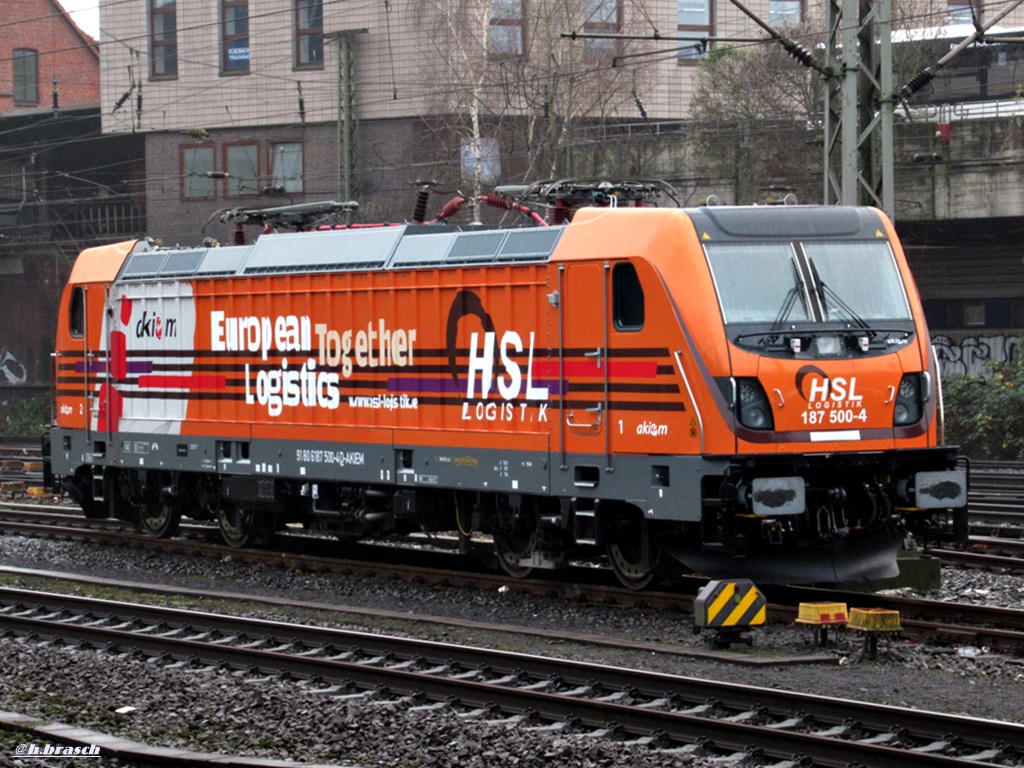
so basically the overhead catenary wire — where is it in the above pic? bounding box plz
[1,0,988,136]
[899,0,1024,100]
[4,0,1015,210]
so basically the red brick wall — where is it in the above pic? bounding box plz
[0,0,99,111]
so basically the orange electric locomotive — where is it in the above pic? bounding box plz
[44,181,967,587]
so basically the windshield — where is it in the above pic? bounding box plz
[803,242,912,321]
[705,243,811,324]
[705,240,911,325]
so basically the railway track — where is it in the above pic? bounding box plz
[921,459,1024,564]
[0,439,45,497]
[966,461,1024,522]
[0,586,1021,768]
[3,503,1024,653]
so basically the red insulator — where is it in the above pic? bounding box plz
[551,200,571,225]
[234,224,246,245]
[481,193,517,211]
[480,193,548,226]
[412,188,430,223]
[437,196,466,220]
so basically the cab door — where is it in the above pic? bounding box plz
[54,284,90,435]
[559,262,609,485]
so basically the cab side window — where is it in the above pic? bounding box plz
[70,287,85,338]
[613,262,644,330]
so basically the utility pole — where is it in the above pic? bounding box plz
[819,0,1024,217]
[566,2,898,215]
[823,0,894,215]
[326,29,367,224]
[723,0,892,211]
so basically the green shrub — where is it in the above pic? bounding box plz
[0,392,51,438]
[942,358,1024,460]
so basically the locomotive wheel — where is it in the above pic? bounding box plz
[139,499,181,538]
[493,529,536,579]
[606,519,659,590]
[217,506,260,548]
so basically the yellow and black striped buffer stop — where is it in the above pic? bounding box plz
[693,579,767,629]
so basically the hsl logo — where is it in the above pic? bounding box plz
[445,290,551,425]
[796,365,862,403]
[446,290,548,402]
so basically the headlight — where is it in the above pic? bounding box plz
[815,335,842,356]
[893,373,922,425]
[736,378,774,430]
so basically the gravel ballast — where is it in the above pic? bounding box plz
[1,534,1023,767]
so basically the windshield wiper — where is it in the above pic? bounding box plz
[770,257,807,332]
[807,257,871,331]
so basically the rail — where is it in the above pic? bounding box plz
[1,587,1021,767]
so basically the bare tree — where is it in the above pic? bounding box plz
[415,0,657,201]
[687,0,1007,206]
[690,37,823,204]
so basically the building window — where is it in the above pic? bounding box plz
[150,0,178,78]
[489,0,525,59]
[921,299,947,330]
[271,142,303,193]
[1011,298,1024,327]
[295,0,324,68]
[583,0,621,60]
[947,0,975,23]
[768,0,803,27]
[225,144,259,196]
[182,146,215,199]
[0,159,18,201]
[963,299,986,327]
[13,49,39,105]
[222,0,250,73]
[678,0,712,60]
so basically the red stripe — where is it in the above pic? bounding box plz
[137,375,227,389]
[534,360,658,377]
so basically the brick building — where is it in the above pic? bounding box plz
[0,1,143,389]
[0,0,99,111]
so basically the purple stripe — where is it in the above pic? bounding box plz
[74,361,154,374]
[386,377,462,394]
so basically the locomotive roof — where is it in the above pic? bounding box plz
[108,205,891,284]
[115,223,567,282]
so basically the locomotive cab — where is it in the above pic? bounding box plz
[48,240,139,518]
[653,206,966,582]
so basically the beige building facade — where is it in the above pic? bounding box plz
[95,0,1024,243]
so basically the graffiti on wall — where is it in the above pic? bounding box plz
[0,348,27,385]
[933,334,1021,377]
